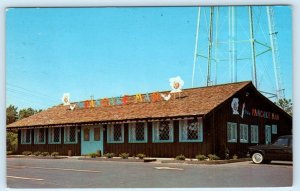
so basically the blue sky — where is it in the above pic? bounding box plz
[6,6,292,110]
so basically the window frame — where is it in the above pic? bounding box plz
[21,129,32,144]
[272,124,278,134]
[179,118,203,142]
[250,125,259,143]
[152,120,174,143]
[128,122,148,143]
[107,124,125,143]
[34,128,46,144]
[48,127,61,144]
[227,122,237,143]
[64,126,78,144]
[239,124,249,143]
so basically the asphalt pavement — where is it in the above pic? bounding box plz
[6,158,293,188]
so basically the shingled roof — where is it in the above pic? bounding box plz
[7,81,252,129]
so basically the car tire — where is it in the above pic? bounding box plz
[252,152,264,164]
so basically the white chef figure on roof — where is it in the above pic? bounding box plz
[170,76,184,93]
[62,93,70,106]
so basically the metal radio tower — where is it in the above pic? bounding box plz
[191,6,285,101]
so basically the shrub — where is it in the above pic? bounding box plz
[22,151,32,156]
[7,151,14,155]
[41,152,50,156]
[208,154,220,161]
[233,154,238,160]
[175,154,186,160]
[33,151,41,156]
[196,154,207,161]
[51,152,59,157]
[119,153,129,159]
[89,153,97,158]
[104,153,115,158]
[137,153,146,159]
[96,150,101,157]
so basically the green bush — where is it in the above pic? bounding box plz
[33,151,41,156]
[137,153,146,159]
[175,154,186,160]
[51,152,59,157]
[232,154,238,160]
[7,151,14,155]
[119,153,129,159]
[104,153,115,158]
[196,154,207,161]
[208,154,220,161]
[88,153,97,158]
[41,152,50,156]
[22,151,32,156]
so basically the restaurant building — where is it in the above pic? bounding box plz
[7,81,292,158]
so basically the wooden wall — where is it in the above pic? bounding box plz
[104,120,211,158]
[17,126,81,156]
[205,85,292,158]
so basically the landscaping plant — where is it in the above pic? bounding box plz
[208,154,220,160]
[175,154,186,160]
[233,154,238,160]
[22,151,32,156]
[104,153,115,158]
[41,152,50,156]
[51,152,59,157]
[33,151,41,156]
[119,153,129,159]
[196,154,207,161]
[136,153,146,159]
[89,153,97,158]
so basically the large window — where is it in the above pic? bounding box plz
[64,126,78,144]
[179,118,203,142]
[49,128,61,144]
[250,125,259,143]
[21,129,31,144]
[129,122,147,143]
[152,121,173,143]
[34,128,46,144]
[227,122,237,143]
[107,124,124,143]
[240,124,249,143]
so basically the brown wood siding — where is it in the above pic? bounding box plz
[104,120,208,158]
[17,126,81,156]
[205,86,292,158]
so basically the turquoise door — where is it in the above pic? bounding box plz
[81,125,103,155]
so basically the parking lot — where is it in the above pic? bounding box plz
[7,158,293,188]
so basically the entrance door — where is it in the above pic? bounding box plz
[81,125,103,155]
[265,125,272,144]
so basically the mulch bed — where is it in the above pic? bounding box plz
[7,155,67,159]
[161,158,251,165]
[78,157,156,162]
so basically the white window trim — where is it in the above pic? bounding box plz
[239,124,249,143]
[179,118,203,142]
[64,126,78,144]
[34,128,46,144]
[107,124,124,143]
[21,129,31,144]
[48,128,61,144]
[250,125,259,143]
[227,122,237,143]
[128,122,148,143]
[152,120,174,143]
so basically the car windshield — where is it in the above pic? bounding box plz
[273,138,289,146]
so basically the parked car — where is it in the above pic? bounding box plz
[248,135,292,164]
